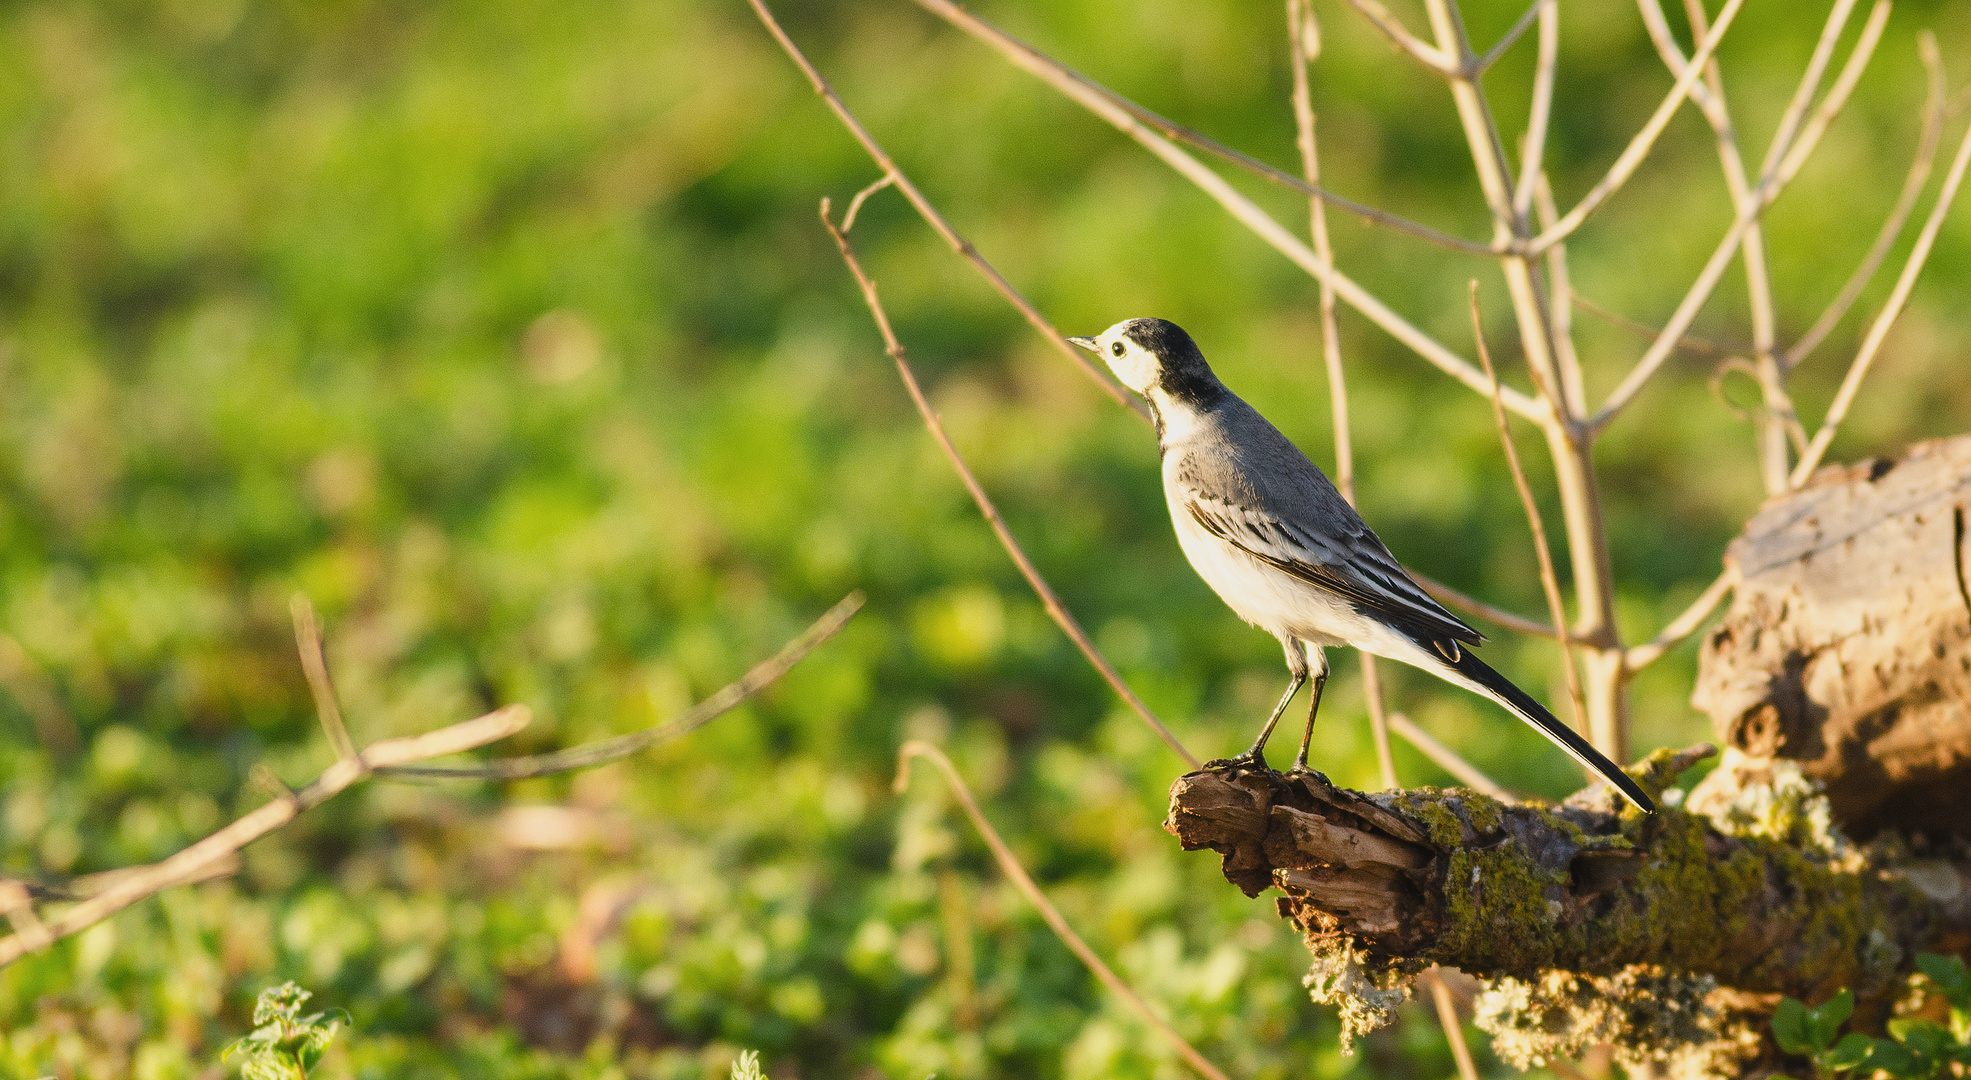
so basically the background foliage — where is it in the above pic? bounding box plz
[1,0,1969,1076]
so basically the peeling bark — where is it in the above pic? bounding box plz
[1164,750,1971,1070]
[1693,434,1971,837]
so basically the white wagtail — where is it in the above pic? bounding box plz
[1070,318,1653,813]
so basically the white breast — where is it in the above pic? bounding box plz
[1161,458,1364,649]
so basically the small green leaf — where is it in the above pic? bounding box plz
[1916,954,1968,996]
[1888,1018,1950,1059]
[1773,996,1817,1055]
[1863,1038,1919,1078]
[1821,1032,1873,1072]
[1809,989,1855,1049]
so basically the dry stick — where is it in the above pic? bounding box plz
[0,705,533,968]
[1470,284,1589,738]
[1509,0,1560,221]
[903,0,1546,424]
[1475,0,1552,76]
[1288,0,1397,790]
[1653,0,1868,480]
[1772,0,1896,188]
[290,594,357,763]
[1343,0,1457,74]
[1430,977,1482,1080]
[1387,713,1514,798]
[1623,568,1737,670]
[1590,3,1887,437]
[1788,33,1946,368]
[763,0,1492,259]
[382,593,865,780]
[744,0,1146,422]
[1792,111,1971,486]
[1527,0,1746,256]
[821,208,1200,770]
[896,742,1231,1080]
[1533,173,1591,419]
[1418,577,1556,639]
[1572,294,1737,357]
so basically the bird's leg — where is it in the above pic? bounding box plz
[1288,646,1329,774]
[1206,639,1309,772]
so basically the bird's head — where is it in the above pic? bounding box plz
[1067,318,1218,403]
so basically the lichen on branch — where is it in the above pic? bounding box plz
[1164,749,1971,1064]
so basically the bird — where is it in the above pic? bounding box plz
[1069,317,1654,814]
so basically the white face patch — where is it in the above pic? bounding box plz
[1097,321,1160,395]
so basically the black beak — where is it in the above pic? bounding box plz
[1066,336,1100,353]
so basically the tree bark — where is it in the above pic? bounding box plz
[1691,434,1971,837]
[1165,753,1971,1074]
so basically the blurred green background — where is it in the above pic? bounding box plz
[2,0,1969,1076]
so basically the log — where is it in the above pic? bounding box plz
[1691,434,1971,836]
[1164,752,1971,1069]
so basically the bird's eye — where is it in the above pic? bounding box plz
[1111,341,1125,358]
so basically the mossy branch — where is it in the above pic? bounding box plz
[1164,749,1971,1055]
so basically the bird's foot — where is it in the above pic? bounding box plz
[1203,751,1267,773]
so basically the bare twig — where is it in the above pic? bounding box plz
[1342,0,1458,74]
[0,705,533,968]
[1792,111,1971,485]
[1788,33,1946,368]
[1475,0,1552,76]
[290,594,356,763]
[1388,712,1514,799]
[1771,0,1895,189]
[1623,568,1736,670]
[1528,0,1747,255]
[1509,1,1560,219]
[745,0,1147,421]
[896,742,1232,1080]
[1572,294,1736,357]
[1470,284,1587,735]
[1417,576,1556,639]
[823,205,1200,769]
[1430,973,1483,1080]
[901,0,1547,423]
[840,173,894,234]
[381,593,865,779]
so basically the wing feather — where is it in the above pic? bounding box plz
[1181,488,1482,646]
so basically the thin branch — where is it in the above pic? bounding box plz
[823,206,1200,769]
[290,594,356,764]
[1476,0,1552,76]
[1470,283,1588,734]
[1771,0,1894,190]
[381,593,865,780]
[1387,712,1514,799]
[1572,293,1736,357]
[840,173,894,233]
[1792,111,1971,485]
[1417,575,1557,640]
[1342,0,1458,74]
[1529,0,1748,255]
[896,742,1232,1080]
[1787,32,1946,368]
[744,0,1148,421]
[1289,0,1402,792]
[901,0,1548,423]
[1533,173,1589,417]
[1429,973,1483,1080]
[0,704,533,968]
[1623,569,1736,670]
[1509,1,1560,219]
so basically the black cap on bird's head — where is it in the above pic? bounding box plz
[1067,318,1221,408]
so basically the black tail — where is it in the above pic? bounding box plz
[1438,644,1656,814]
